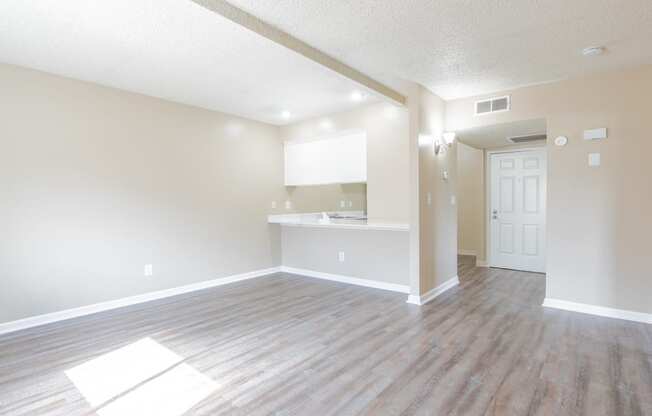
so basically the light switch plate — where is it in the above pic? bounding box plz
[285,200,292,209]
[584,128,607,141]
[426,192,432,206]
[451,195,457,206]
[588,153,601,167]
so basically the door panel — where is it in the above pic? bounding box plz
[523,176,540,214]
[500,158,515,169]
[522,224,539,256]
[499,223,515,253]
[523,157,540,169]
[490,150,546,273]
[499,177,515,213]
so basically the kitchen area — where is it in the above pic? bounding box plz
[268,102,411,292]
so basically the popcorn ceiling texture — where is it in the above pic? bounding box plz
[0,0,377,125]
[228,0,652,99]
[2,0,651,118]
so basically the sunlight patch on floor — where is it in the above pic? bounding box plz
[65,337,218,416]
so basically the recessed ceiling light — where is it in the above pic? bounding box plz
[351,91,365,101]
[582,46,605,56]
[319,119,334,130]
[281,110,291,119]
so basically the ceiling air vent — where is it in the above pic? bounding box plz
[507,133,547,144]
[475,95,510,115]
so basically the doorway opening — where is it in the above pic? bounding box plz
[456,118,548,273]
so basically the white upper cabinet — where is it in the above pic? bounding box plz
[284,130,367,186]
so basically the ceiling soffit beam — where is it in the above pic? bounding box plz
[191,0,406,106]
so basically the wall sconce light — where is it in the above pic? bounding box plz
[434,131,456,155]
[443,131,456,145]
[434,136,444,155]
[422,132,456,155]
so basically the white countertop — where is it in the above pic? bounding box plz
[268,212,409,231]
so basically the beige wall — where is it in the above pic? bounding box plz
[446,65,652,314]
[418,87,458,293]
[279,102,410,223]
[282,183,366,214]
[457,142,485,258]
[0,64,286,323]
[281,227,409,286]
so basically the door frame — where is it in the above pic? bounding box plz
[485,146,548,271]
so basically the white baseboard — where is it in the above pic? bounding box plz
[280,266,410,294]
[0,265,413,336]
[476,260,489,267]
[543,298,652,324]
[406,275,459,306]
[458,249,477,256]
[0,267,282,336]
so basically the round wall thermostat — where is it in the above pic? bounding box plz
[554,136,568,146]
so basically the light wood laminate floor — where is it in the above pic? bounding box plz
[1,256,651,415]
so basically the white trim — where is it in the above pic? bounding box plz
[406,275,459,306]
[476,260,489,267]
[543,298,652,324]
[280,266,410,294]
[458,249,477,256]
[0,266,412,336]
[0,267,281,336]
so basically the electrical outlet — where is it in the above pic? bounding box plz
[338,251,345,262]
[348,200,353,208]
[426,192,432,206]
[144,264,153,277]
[588,153,601,167]
[271,201,277,209]
[285,200,292,210]
[340,200,346,208]
[451,195,457,206]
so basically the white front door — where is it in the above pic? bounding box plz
[490,150,546,273]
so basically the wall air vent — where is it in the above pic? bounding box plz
[507,133,547,144]
[474,95,511,115]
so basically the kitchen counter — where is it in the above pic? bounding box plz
[268,212,409,231]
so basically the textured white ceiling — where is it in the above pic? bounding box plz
[0,0,378,125]
[228,0,652,99]
[457,119,546,149]
[2,1,651,122]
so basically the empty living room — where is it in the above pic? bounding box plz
[1,1,651,415]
